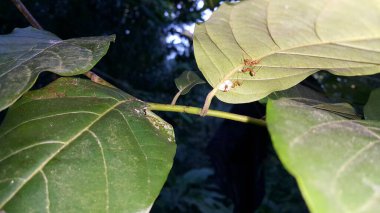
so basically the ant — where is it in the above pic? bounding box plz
[232,80,242,88]
[242,67,256,76]
[231,70,243,90]
[241,58,261,76]
[219,79,242,92]
[221,80,242,92]
[243,59,260,66]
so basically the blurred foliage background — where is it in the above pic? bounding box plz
[2,0,380,212]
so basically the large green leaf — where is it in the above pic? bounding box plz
[0,78,176,212]
[0,27,115,111]
[194,0,380,104]
[267,98,380,213]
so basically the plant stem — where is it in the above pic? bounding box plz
[83,71,116,88]
[10,0,43,29]
[200,65,243,116]
[148,103,267,127]
[170,91,182,105]
[200,87,218,116]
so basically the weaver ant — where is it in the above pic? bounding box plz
[241,58,261,76]
[243,59,260,66]
[218,79,242,92]
[232,80,242,88]
[242,67,256,76]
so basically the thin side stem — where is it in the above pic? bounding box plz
[148,103,267,127]
[83,71,116,88]
[171,91,182,105]
[200,87,218,116]
[200,65,244,116]
[10,0,43,29]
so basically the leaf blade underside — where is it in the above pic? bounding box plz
[194,0,380,103]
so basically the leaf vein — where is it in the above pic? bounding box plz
[332,140,380,192]
[0,111,100,139]
[40,170,50,213]
[0,40,63,79]
[87,130,109,213]
[0,141,64,164]
[276,52,380,66]
[0,100,125,208]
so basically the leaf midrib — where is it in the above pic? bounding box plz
[0,40,63,79]
[0,100,126,208]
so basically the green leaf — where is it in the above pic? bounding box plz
[194,0,380,104]
[270,85,327,101]
[313,103,360,119]
[267,98,380,213]
[175,71,205,95]
[259,84,326,104]
[0,27,115,111]
[0,78,176,212]
[171,71,205,105]
[364,88,380,120]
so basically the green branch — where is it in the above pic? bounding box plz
[147,103,267,127]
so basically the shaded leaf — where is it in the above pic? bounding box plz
[270,85,327,101]
[267,98,380,213]
[175,71,206,95]
[171,71,206,105]
[259,84,326,104]
[0,27,115,111]
[313,103,360,119]
[194,0,380,104]
[364,88,380,120]
[0,78,176,212]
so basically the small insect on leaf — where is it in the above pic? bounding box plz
[241,58,261,76]
[232,80,242,88]
[243,59,260,66]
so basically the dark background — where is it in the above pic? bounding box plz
[2,0,380,212]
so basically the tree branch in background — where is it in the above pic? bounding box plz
[10,0,43,29]
[10,0,116,88]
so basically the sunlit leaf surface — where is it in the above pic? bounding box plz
[194,0,380,103]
